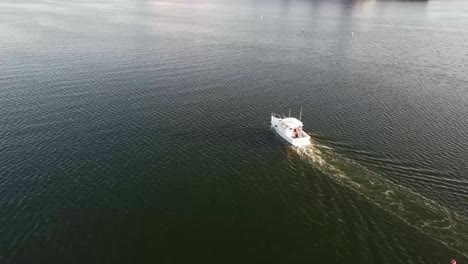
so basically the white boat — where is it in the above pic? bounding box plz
[271,109,311,147]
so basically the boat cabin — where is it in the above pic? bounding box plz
[278,118,306,139]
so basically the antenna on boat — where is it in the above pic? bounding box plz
[288,109,291,117]
[299,107,303,121]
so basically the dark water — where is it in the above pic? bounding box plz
[1,0,467,263]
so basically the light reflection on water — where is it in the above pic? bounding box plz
[0,0,467,263]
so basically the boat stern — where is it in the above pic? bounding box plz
[291,136,311,147]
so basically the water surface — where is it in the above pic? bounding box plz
[1,0,467,263]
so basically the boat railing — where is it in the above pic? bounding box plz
[271,113,283,119]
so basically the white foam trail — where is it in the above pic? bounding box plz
[294,139,468,258]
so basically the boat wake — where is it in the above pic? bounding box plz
[294,140,468,258]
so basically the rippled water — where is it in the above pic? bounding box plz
[1,0,467,263]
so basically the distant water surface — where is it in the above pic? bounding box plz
[0,0,467,263]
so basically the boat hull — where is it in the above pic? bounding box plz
[271,116,311,147]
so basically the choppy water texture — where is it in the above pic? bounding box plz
[0,0,467,263]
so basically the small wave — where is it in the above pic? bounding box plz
[294,139,468,258]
